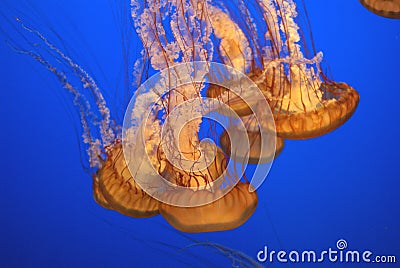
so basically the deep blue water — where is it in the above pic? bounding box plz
[0,0,399,267]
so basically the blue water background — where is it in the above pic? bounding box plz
[0,0,399,267]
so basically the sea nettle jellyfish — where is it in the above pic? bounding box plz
[6,18,163,219]
[359,0,400,19]
[220,114,284,164]
[7,0,275,233]
[125,0,275,232]
[204,3,284,162]
[206,0,360,140]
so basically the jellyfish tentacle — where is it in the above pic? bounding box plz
[7,40,107,168]
[16,20,115,148]
[255,0,360,139]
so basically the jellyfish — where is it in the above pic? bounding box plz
[203,4,283,164]
[182,241,264,268]
[158,182,258,233]
[359,0,400,19]
[220,114,284,164]
[5,0,272,235]
[1,1,279,266]
[205,4,258,117]
[205,0,360,140]
[127,0,273,232]
[94,142,160,218]
[253,0,360,139]
[5,18,162,219]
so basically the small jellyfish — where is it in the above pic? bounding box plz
[220,119,284,164]
[359,0,400,19]
[205,4,259,117]
[182,241,264,268]
[204,3,283,163]
[206,72,262,118]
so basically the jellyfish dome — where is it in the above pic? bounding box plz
[204,1,360,140]
[252,0,360,139]
[205,4,261,117]
[260,73,360,140]
[8,0,362,235]
[94,142,160,218]
[223,0,360,140]
[220,114,284,164]
[159,182,258,233]
[123,0,277,233]
[359,0,400,19]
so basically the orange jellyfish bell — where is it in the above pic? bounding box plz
[261,71,360,140]
[9,14,162,218]
[205,0,360,140]
[206,70,264,118]
[155,126,259,232]
[161,141,227,189]
[220,129,284,164]
[92,178,113,210]
[206,86,250,117]
[125,1,273,232]
[205,5,262,118]
[94,142,160,218]
[159,182,258,233]
[244,0,361,140]
[220,114,284,164]
[359,0,400,19]
[13,0,273,234]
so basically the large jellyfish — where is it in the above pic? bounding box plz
[126,0,275,232]
[1,1,285,266]
[6,0,360,236]
[6,0,276,234]
[94,142,160,218]
[5,19,163,219]
[359,0,400,19]
[206,0,360,140]
[255,0,359,139]
[204,4,284,163]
